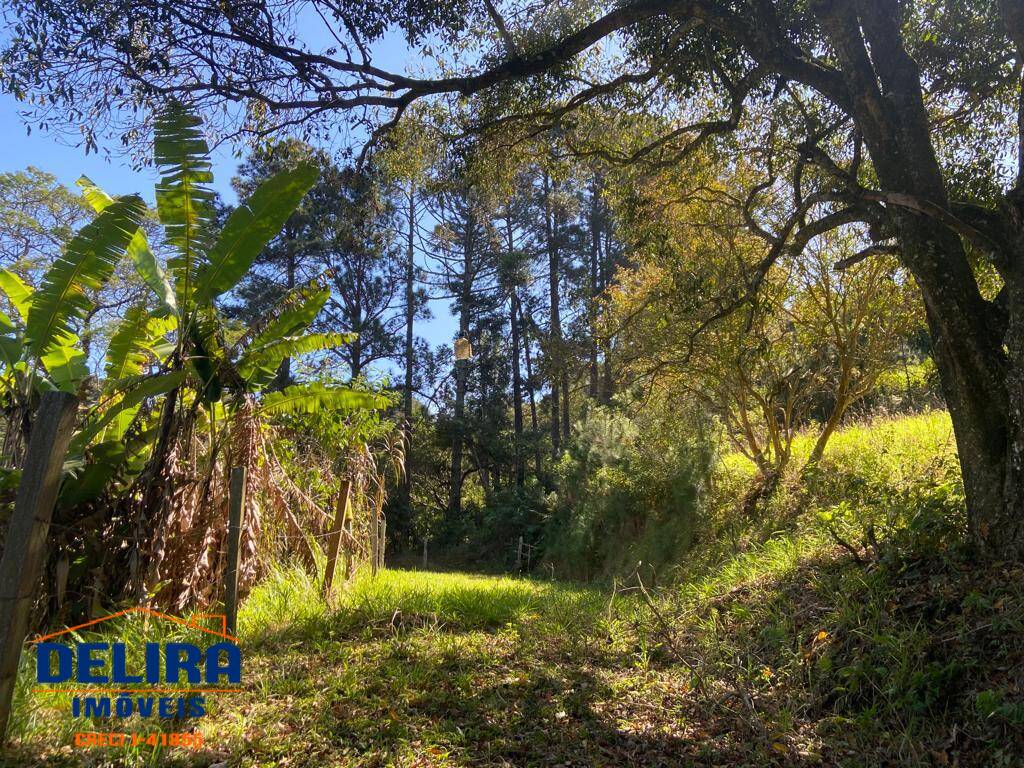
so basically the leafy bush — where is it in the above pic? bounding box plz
[543,403,714,581]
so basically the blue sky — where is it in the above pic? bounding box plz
[0,93,239,201]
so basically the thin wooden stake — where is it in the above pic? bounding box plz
[322,480,351,600]
[369,498,379,578]
[0,391,77,741]
[224,467,246,636]
[342,510,354,582]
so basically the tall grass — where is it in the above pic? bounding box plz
[240,566,613,644]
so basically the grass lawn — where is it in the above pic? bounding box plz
[8,558,1023,767]
[10,569,676,767]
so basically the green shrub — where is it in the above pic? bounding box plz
[543,405,714,581]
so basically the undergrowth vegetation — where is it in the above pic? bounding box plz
[8,410,1021,767]
[543,403,714,582]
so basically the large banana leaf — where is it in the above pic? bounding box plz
[188,309,223,405]
[59,440,130,507]
[77,175,177,313]
[238,331,357,389]
[0,270,33,322]
[258,383,388,416]
[105,307,177,381]
[106,308,152,381]
[154,104,215,309]
[26,194,146,358]
[72,370,185,449]
[40,342,89,393]
[195,163,319,303]
[249,283,331,350]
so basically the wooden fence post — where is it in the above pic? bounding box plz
[342,510,354,582]
[322,480,350,600]
[422,538,428,568]
[516,536,524,572]
[0,391,78,741]
[369,505,379,578]
[223,467,246,636]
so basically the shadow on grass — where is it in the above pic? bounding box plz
[7,554,1022,767]
[663,546,1024,767]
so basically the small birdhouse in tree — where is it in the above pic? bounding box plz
[454,337,473,361]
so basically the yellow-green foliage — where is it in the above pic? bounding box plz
[707,410,961,555]
[718,409,954,480]
[685,412,960,597]
[655,411,1022,766]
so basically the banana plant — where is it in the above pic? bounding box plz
[76,103,387,451]
[0,194,146,392]
[0,101,381,509]
[0,195,148,471]
[0,191,168,509]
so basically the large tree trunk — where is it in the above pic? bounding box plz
[449,360,466,519]
[522,304,546,487]
[449,211,474,519]
[544,171,562,458]
[508,215,526,489]
[600,228,615,404]
[511,292,526,488]
[588,180,601,399]
[402,181,416,513]
[814,0,1021,556]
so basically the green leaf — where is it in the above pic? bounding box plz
[105,308,152,381]
[0,468,21,493]
[59,441,126,507]
[238,331,356,388]
[0,269,33,322]
[188,314,222,405]
[250,282,331,349]
[0,336,22,370]
[258,383,388,416]
[73,371,185,449]
[105,306,176,381]
[77,175,177,313]
[40,341,88,393]
[26,195,146,357]
[153,104,215,308]
[196,163,319,303]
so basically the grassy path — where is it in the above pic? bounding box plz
[8,523,1024,766]
[10,569,713,767]
[216,569,705,767]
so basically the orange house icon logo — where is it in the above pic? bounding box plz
[32,607,238,645]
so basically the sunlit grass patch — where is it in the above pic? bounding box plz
[241,566,612,645]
